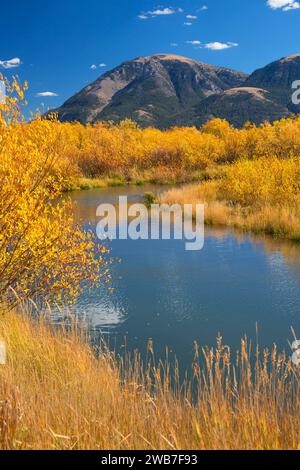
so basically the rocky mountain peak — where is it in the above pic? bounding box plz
[49,53,300,128]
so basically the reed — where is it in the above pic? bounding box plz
[159,163,300,242]
[0,308,299,450]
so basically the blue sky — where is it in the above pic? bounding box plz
[1,0,300,112]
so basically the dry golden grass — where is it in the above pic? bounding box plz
[0,309,300,450]
[160,179,300,242]
[160,182,232,227]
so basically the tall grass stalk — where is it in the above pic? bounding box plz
[160,182,300,242]
[0,307,299,450]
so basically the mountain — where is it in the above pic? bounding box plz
[245,54,300,106]
[50,53,300,128]
[171,87,290,128]
[51,54,247,127]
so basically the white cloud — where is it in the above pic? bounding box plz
[170,42,178,47]
[205,42,238,50]
[138,6,183,19]
[267,0,300,10]
[0,57,22,69]
[184,22,193,26]
[186,40,238,50]
[151,7,177,15]
[36,91,58,97]
[90,63,107,70]
[186,14,197,19]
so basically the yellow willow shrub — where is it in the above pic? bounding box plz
[53,121,222,179]
[165,127,221,170]
[53,114,300,181]
[219,157,300,207]
[5,79,300,191]
[10,113,300,188]
[269,118,300,158]
[0,75,28,125]
[236,118,300,161]
[201,118,243,163]
[59,120,146,178]
[0,81,109,304]
[201,117,300,163]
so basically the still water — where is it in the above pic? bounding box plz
[68,185,300,371]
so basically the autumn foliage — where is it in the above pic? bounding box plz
[1,80,300,451]
[3,81,300,193]
[0,77,109,305]
[34,114,300,189]
[1,77,300,304]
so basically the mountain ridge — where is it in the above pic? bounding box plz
[50,53,300,128]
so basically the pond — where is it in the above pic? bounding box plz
[68,185,300,372]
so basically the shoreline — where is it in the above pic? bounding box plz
[65,178,300,244]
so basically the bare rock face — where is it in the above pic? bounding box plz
[50,53,300,128]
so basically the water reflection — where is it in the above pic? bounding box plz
[66,186,300,371]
